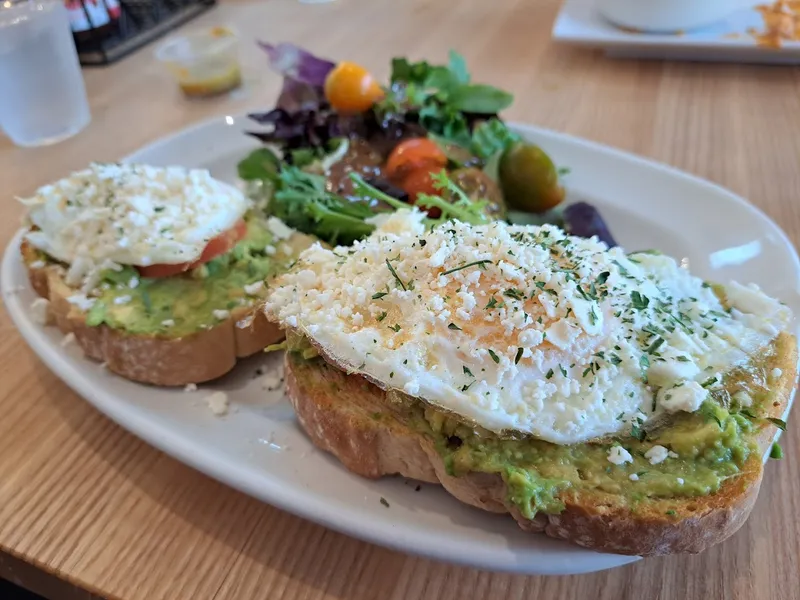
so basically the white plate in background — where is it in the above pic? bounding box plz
[553,0,800,64]
[3,114,798,575]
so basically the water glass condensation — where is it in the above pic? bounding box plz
[0,0,91,147]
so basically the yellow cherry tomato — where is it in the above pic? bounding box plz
[324,61,384,113]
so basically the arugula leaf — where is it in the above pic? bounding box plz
[237,148,281,184]
[448,50,470,85]
[270,167,377,245]
[349,171,491,227]
[390,57,431,84]
[449,84,514,113]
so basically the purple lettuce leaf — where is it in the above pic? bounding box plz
[257,41,335,87]
[562,202,617,247]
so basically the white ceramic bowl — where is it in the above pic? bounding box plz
[596,0,755,33]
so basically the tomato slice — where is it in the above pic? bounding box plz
[385,138,447,183]
[324,61,384,113]
[137,219,248,278]
[399,167,442,219]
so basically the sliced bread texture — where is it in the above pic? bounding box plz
[21,231,314,386]
[282,331,797,556]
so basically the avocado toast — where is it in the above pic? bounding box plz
[19,163,314,386]
[265,209,797,556]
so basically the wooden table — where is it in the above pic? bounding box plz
[2,1,799,598]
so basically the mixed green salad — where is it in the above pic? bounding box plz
[238,42,616,247]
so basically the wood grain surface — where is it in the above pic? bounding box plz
[1,1,800,599]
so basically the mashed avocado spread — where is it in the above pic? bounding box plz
[74,215,304,337]
[286,333,782,519]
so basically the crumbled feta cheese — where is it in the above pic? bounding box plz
[30,260,46,269]
[236,315,255,329]
[265,245,277,256]
[607,446,633,465]
[629,473,639,481]
[184,383,197,392]
[266,217,294,240]
[261,372,283,391]
[113,295,132,305]
[771,367,783,380]
[60,333,76,348]
[658,381,708,414]
[128,277,140,289]
[244,280,264,295]
[205,391,229,415]
[21,163,250,275]
[29,298,50,325]
[161,319,175,327]
[66,294,95,311]
[212,309,230,320]
[676,477,684,485]
[264,210,793,444]
[645,445,671,465]
[733,390,753,407]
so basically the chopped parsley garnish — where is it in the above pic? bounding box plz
[545,368,554,379]
[372,292,388,300]
[700,376,718,388]
[514,347,524,365]
[448,322,462,331]
[630,291,649,310]
[559,365,567,377]
[639,355,650,382]
[488,349,500,363]
[646,337,665,354]
[380,497,390,508]
[388,324,401,332]
[441,260,492,276]
[504,288,525,301]
[485,296,498,309]
[377,311,387,322]
[767,417,787,431]
[630,422,646,442]
[385,259,407,291]
[463,366,474,377]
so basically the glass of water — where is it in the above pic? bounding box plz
[0,0,91,147]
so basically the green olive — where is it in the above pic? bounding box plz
[498,142,565,214]
[450,167,506,219]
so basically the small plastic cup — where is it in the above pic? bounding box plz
[155,26,242,98]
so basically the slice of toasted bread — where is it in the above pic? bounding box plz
[283,331,797,556]
[20,237,312,386]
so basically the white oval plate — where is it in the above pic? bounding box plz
[3,115,798,576]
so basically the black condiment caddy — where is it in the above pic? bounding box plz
[73,0,216,66]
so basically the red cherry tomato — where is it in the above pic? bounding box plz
[137,219,248,278]
[385,138,448,183]
[324,61,384,113]
[400,168,442,219]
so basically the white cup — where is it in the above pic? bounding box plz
[0,0,91,147]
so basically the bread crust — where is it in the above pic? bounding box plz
[21,240,288,386]
[283,332,797,556]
